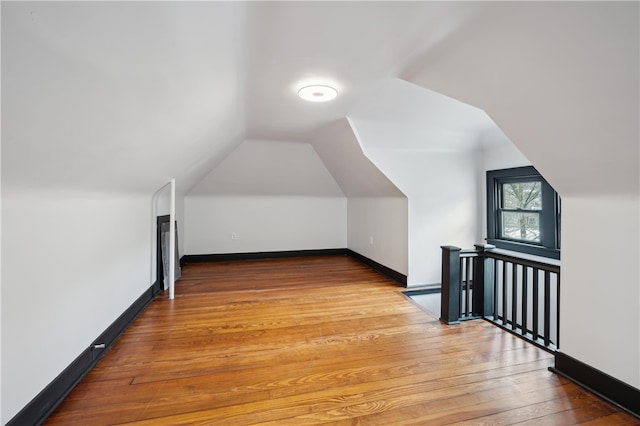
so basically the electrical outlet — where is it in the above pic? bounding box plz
[369,236,374,245]
[231,232,237,240]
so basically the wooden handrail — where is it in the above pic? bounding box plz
[485,251,560,274]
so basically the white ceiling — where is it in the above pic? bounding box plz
[2,2,637,197]
[190,139,344,197]
[1,1,490,195]
[3,2,249,194]
[404,2,639,196]
[311,119,405,198]
[347,78,511,152]
[242,1,482,142]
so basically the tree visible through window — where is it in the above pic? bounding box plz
[487,167,560,259]
[500,181,542,242]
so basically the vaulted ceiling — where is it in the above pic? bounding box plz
[2,2,637,197]
[1,2,500,196]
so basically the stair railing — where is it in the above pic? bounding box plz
[441,244,560,351]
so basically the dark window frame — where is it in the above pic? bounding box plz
[487,166,560,259]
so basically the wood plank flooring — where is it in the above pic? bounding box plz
[44,256,639,425]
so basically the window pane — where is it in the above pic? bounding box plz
[502,182,542,210]
[501,211,541,242]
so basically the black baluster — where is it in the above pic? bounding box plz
[544,270,551,347]
[556,272,560,348]
[502,261,508,326]
[521,265,528,336]
[465,257,471,317]
[511,263,518,331]
[532,268,539,341]
[493,258,499,320]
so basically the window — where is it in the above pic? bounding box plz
[487,166,560,259]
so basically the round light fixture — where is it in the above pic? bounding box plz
[298,85,338,102]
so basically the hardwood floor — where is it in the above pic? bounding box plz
[45,256,638,425]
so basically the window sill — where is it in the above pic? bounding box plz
[486,239,560,261]
[489,247,561,267]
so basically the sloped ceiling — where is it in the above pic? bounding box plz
[311,119,404,198]
[1,1,483,197]
[241,1,479,143]
[2,2,249,194]
[404,1,639,196]
[189,139,344,197]
[2,2,637,198]
[347,78,512,153]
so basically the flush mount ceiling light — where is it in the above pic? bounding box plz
[298,85,338,102]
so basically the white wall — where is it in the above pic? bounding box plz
[311,119,405,198]
[479,142,532,241]
[347,197,408,275]
[365,149,480,286]
[3,4,247,418]
[185,139,347,256]
[189,139,345,198]
[311,120,408,276]
[1,190,153,423]
[347,79,506,286]
[185,196,346,254]
[561,196,640,387]
[407,2,639,387]
[481,142,530,174]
